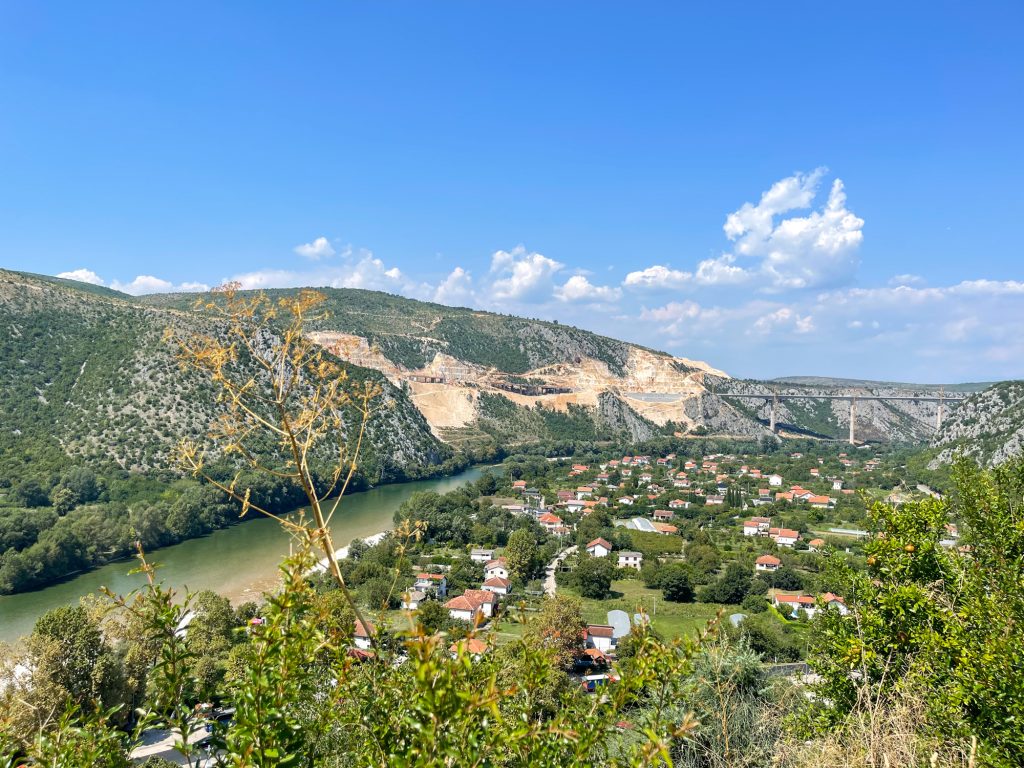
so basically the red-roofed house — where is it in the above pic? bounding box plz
[584,624,615,653]
[445,589,499,623]
[484,558,509,580]
[354,620,374,651]
[586,538,613,558]
[755,554,781,572]
[482,576,512,597]
[537,512,564,532]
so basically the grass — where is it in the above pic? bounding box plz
[568,580,724,640]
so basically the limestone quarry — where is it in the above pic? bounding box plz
[308,330,734,438]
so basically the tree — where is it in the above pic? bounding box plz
[701,563,752,604]
[526,595,587,669]
[414,599,451,635]
[574,555,614,599]
[660,564,694,603]
[504,527,539,583]
[13,478,49,508]
[810,456,1024,765]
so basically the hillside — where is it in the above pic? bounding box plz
[142,287,761,447]
[930,380,1024,465]
[0,270,451,485]
[712,378,959,443]
[773,376,993,394]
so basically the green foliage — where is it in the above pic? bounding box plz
[808,455,1024,766]
[659,564,695,603]
[573,555,615,599]
[700,562,752,605]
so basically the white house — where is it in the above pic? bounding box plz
[445,589,498,623]
[617,551,643,570]
[586,537,613,558]
[354,620,374,651]
[770,528,800,547]
[484,558,509,580]
[537,512,564,531]
[402,590,426,610]
[470,548,495,563]
[768,474,784,487]
[585,624,615,653]
[755,554,781,572]
[481,576,512,597]
[414,572,448,597]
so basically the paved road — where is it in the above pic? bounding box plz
[543,545,577,596]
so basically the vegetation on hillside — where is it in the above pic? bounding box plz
[141,286,645,375]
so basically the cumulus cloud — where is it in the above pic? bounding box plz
[228,252,407,294]
[56,268,104,285]
[727,173,864,290]
[693,254,752,286]
[623,265,693,289]
[554,274,622,303]
[54,269,208,295]
[889,273,925,287]
[625,169,864,295]
[433,267,474,306]
[751,307,815,335]
[488,245,564,302]
[293,236,336,260]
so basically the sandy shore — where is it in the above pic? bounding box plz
[311,530,390,574]
[219,530,392,604]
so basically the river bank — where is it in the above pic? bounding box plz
[0,465,485,645]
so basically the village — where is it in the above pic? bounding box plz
[326,440,962,681]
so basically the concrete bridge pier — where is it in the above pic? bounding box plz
[849,397,857,445]
[769,393,778,433]
[936,390,945,431]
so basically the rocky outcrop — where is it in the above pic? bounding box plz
[930,381,1024,466]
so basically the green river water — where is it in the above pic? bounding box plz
[0,466,483,645]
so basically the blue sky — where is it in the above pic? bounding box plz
[2,2,1022,382]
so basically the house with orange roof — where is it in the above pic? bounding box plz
[584,624,616,654]
[445,589,498,623]
[450,637,489,658]
[482,576,512,597]
[414,572,448,597]
[484,558,509,580]
[586,538,613,558]
[354,619,375,651]
[537,512,564,532]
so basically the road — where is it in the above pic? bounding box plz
[544,545,577,596]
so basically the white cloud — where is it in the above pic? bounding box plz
[554,274,622,303]
[433,267,474,306]
[488,245,564,302]
[293,236,336,260]
[724,168,827,246]
[693,254,752,286]
[56,268,105,285]
[728,174,864,290]
[109,275,210,295]
[889,273,925,287]
[624,169,864,295]
[623,264,693,289]
[751,307,815,335]
[228,253,407,294]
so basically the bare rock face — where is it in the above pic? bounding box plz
[930,381,1024,466]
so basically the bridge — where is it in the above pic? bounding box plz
[714,390,965,445]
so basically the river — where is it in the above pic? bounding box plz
[0,466,483,645]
